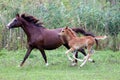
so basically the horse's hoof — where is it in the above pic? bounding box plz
[17,65,21,68]
[92,60,95,63]
[45,63,49,66]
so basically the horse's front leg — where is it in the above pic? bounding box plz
[65,48,74,62]
[39,49,48,66]
[20,46,33,66]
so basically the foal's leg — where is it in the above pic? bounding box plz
[80,46,92,67]
[39,49,48,66]
[80,53,91,67]
[73,51,83,62]
[63,44,86,63]
[79,48,95,63]
[78,48,87,56]
[65,48,74,61]
[20,46,33,66]
[63,44,78,63]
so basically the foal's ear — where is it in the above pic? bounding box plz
[65,26,68,29]
[16,13,20,17]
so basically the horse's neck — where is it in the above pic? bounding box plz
[20,19,37,39]
[21,25,32,38]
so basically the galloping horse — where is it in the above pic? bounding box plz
[59,27,107,67]
[6,13,97,66]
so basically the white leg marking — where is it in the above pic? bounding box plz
[67,54,73,61]
[65,50,73,62]
[88,58,93,62]
[45,63,49,66]
[80,54,90,67]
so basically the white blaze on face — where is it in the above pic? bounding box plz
[6,18,16,29]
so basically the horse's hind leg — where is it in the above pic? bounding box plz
[39,49,48,66]
[20,46,33,66]
[78,48,87,56]
[73,51,83,62]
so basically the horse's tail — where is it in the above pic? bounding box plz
[72,27,95,37]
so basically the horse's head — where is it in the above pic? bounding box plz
[6,14,22,29]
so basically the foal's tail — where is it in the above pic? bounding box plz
[94,35,107,49]
[95,35,107,40]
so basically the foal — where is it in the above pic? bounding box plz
[59,27,107,67]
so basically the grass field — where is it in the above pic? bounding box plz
[0,47,120,80]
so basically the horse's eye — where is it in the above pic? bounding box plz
[14,19,17,22]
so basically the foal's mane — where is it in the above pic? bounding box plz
[21,13,43,27]
[67,28,77,37]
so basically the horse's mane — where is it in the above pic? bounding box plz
[21,13,43,27]
[66,27,77,37]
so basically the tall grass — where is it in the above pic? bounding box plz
[0,0,120,50]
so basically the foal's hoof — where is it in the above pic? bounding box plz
[71,63,77,66]
[17,65,21,68]
[80,65,83,68]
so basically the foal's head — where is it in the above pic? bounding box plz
[59,26,77,37]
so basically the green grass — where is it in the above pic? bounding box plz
[0,47,120,80]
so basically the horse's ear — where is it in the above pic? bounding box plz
[16,13,20,17]
[21,13,26,18]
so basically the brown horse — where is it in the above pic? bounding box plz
[6,13,97,66]
[59,27,107,67]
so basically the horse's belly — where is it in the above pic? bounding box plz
[43,43,62,50]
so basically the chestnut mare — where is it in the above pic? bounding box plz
[6,13,97,66]
[59,27,107,67]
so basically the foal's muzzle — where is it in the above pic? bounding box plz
[58,33,62,37]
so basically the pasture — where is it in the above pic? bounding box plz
[0,47,120,80]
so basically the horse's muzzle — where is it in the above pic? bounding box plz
[6,25,11,29]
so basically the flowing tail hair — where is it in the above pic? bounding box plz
[94,35,107,49]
